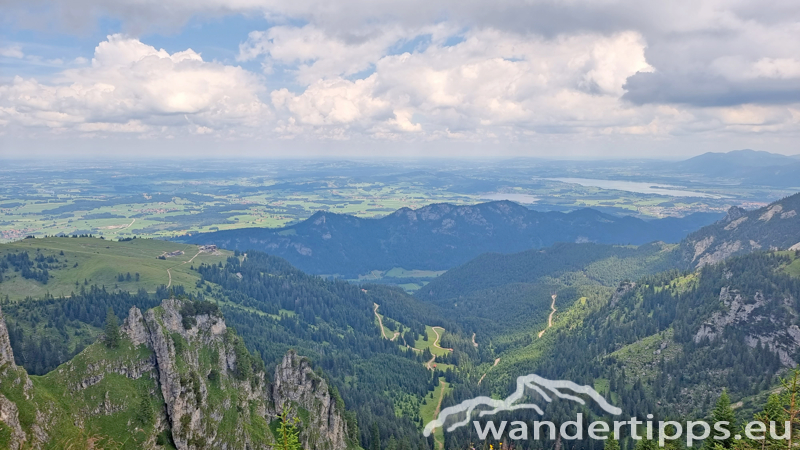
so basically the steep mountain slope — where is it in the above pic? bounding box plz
[0,298,351,450]
[414,242,680,336]
[440,251,800,449]
[179,201,720,276]
[680,192,800,267]
[503,252,799,406]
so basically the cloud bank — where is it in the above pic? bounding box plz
[2,0,800,156]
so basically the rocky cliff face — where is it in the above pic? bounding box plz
[142,298,272,450]
[271,350,347,450]
[694,287,800,367]
[0,305,30,450]
[0,306,14,367]
[681,193,800,268]
[0,299,352,450]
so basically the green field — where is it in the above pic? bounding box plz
[383,268,446,278]
[413,326,452,358]
[0,237,232,301]
[419,377,451,450]
[782,251,800,277]
[354,268,447,293]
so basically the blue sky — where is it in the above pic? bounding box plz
[2,0,800,159]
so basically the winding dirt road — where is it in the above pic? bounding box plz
[185,250,202,265]
[425,355,436,370]
[373,304,388,338]
[537,294,557,338]
[430,380,448,450]
[166,249,203,288]
[477,357,501,385]
[373,303,400,341]
[472,333,478,348]
[431,327,453,352]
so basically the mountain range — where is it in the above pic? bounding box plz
[178,201,721,277]
[680,192,800,267]
[667,149,800,187]
[419,191,800,336]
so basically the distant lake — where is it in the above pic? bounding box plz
[481,193,540,203]
[545,178,722,198]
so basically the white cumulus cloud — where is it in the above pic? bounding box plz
[269,29,656,140]
[0,34,269,137]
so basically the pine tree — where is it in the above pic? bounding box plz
[751,394,788,450]
[778,369,800,450]
[605,437,620,450]
[712,389,737,449]
[104,307,121,348]
[371,422,381,450]
[278,408,302,450]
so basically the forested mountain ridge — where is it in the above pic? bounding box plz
[439,251,800,449]
[178,201,721,277]
[419,241,679,301]
[680,192,800,267]
[415,242,681,336]
[537,252,800,413]
[193,251,464,447]
[0,298,352,450]
[0,238,454,449]
[417,192,800,340]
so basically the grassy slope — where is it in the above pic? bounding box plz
[782,251,800,277]
[413,326,451,358]
[0,237,232,301]
[0,338,171,449]
[479,286,612,393]
[419,377,451,450]
[352,267,446,293]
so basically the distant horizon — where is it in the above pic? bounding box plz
[2,148,800,162]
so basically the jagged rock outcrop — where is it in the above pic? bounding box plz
[0,306,15,367]
[144,298,271,450]
[609,281,636,308]
[724,206,747,223]
[0,300,353,450]
[123,305,149,346]
[0,305,41,449]
[694,287,800,366]
[271,351,347,450]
